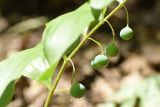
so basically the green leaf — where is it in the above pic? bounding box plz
[90,0,114,10]
[41,2,96,80]
[0,81,15,107]
[0,44,50,106]
[22,44,51,87]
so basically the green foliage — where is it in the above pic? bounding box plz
[70,83,86,98]
[65,37,80,56]
[90,0,114,10]
[91,55,109,70]
[0,2,102,106]
[0,82,15,107]
[41,3,97,80]
[0,0,129,106]
[0,44,50,106]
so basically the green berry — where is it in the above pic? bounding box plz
[70,83,86,98]
[105,43,119,57]
[120,26,133,40]
[91,55,109,70]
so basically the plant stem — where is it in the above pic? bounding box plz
[44,0,128,106]
[88,38,103,53]
[44,57,68,107]
[68,58,77,83]
[105,20,116,42]
[123,4,129,25]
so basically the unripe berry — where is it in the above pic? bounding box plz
[91,55,109,70]
[120,26,133,40]
[105,43,119,57]
[70,83,86,98]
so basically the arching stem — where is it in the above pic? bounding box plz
[68,58,77,83]
[88,38,104,54]
[105,20,116,42]
[123,4,129,25]
[44,1,128,107]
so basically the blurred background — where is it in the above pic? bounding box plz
[0,0,160,107]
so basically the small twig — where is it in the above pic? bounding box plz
[123,4,129,25]
[88,38,104,54]
[105,20,116,42]
[68,58,77,83]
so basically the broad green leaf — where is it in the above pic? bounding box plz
[90,0,114,10]
[41,2,97,80]
[23,44,51,88]
[0,44,50,106]
[0,81,15,107]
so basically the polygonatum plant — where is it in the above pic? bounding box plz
[0,0,133,106]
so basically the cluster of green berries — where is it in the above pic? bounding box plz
[69,27,133,99]
[69,26,133,98]
[69,25,133,98]
[91,25,133,70]
[69,4,134,98]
